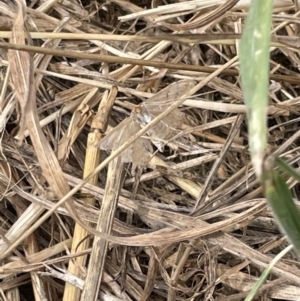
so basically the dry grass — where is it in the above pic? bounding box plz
[1,0,300,300]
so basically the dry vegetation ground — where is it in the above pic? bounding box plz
[1,0,300,300]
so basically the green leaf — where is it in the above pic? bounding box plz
[264,170,300,255]
[239,0,273,179]
[245,245,293,301]
[275,156,300,183]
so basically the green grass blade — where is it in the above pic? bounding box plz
[239,0,273,180]
[264,169,300,255]
[244,245,293,301]
[275,156,300,182]
[239,0,300,298]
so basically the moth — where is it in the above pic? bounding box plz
[99,80,196,165]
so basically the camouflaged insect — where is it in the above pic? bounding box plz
[99,80,196,165]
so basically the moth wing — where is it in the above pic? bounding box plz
[100,118,139,163]
[144,103,184,130]
[143,80,195,128]
[99,118,132,151]
[145,80,196,106]
[131,122,153,165]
